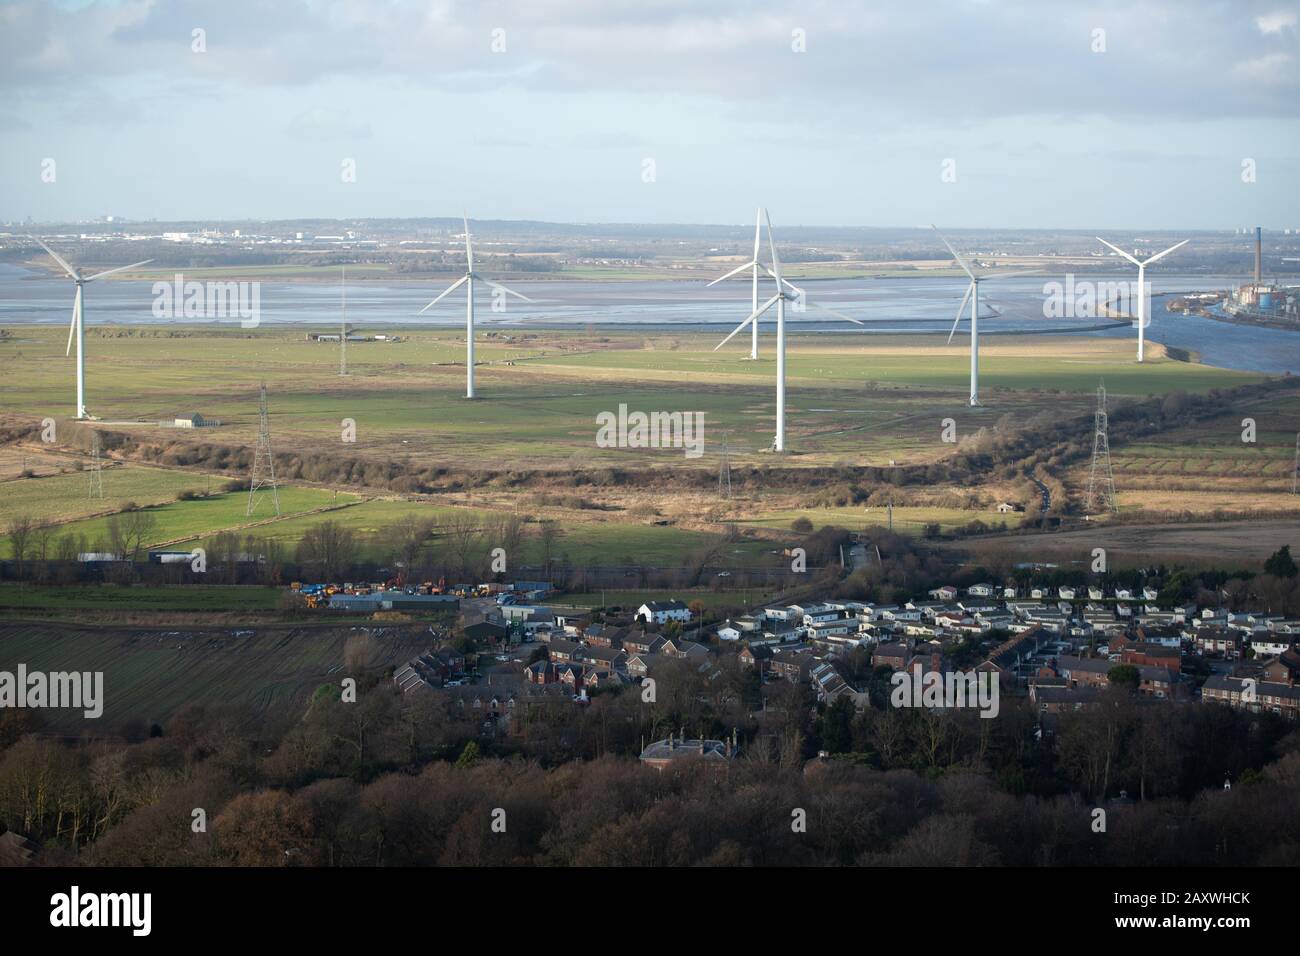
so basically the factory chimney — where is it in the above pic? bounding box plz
[1255,226,1262,287]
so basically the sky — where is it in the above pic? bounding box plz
[1,0,1298,229]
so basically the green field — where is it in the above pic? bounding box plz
[3,328,1258,470]
[171,497,775,567]
[1,480,357,552]
[2,324,1286,573]
[0,464,207,525]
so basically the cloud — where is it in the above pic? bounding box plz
[1255,10,1298,32]
[0,0,1297,124]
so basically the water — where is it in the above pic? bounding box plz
[1,263,1296,374]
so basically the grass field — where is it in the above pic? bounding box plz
[0,479,357,552]
[168,496,777,567]
[0,463,206,526]
[3,327,1259,469]
[1,324,1288,568]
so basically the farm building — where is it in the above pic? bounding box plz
[160,413,220,429]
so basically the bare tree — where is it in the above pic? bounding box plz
[537,520,560,579]
[118,509,159,561]
[492,513,527,576]
[297,520,357,580]
[386,516,437,584]
[6,516,34,579]
[442,512,483,581]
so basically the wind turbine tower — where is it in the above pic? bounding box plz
[932,226,1042,407]
[419,215,535,399]
[713,211,863,452]
[32,238,152,419]
[339,264,348,377]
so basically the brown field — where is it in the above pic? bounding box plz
[948,518,1300,569]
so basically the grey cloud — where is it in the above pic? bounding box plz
[0,0,1297,125]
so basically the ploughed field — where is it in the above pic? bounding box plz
[0,620,430,735]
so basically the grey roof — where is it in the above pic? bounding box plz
[640,737,730,761]
[641,600,688,612]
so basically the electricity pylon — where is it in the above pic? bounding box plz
[247,381,280,516]
[1084,383,1117,514]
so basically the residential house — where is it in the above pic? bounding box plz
[637,600,692,625]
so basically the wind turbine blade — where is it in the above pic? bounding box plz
[764,209,781,285]
[481,278,535,303]
[707,259,758,287]
[33,237,79,279]
[753,208,763,260]
[1144,239,1189,266]
[810,301,864,325]
[84,259,153,281]
[948,282,974,345]
[761,265,802,296]
[1096,237,1141,267]
[931,225,975,280]
[714,294,778,351]
[463,214,473,272]
[66,291,79,356]
[417,274,469,314]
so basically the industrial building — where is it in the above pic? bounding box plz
[1223,227,1299,323]
[327,592,459,612]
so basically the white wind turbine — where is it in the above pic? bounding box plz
[33,237,153,420]
[713,210,863,452]
[418,215,535,399]
[933,226,1042,407]
[707,208,765,360]
[1095,236,1189,363]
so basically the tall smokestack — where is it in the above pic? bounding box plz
[1255,226,1262,286]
